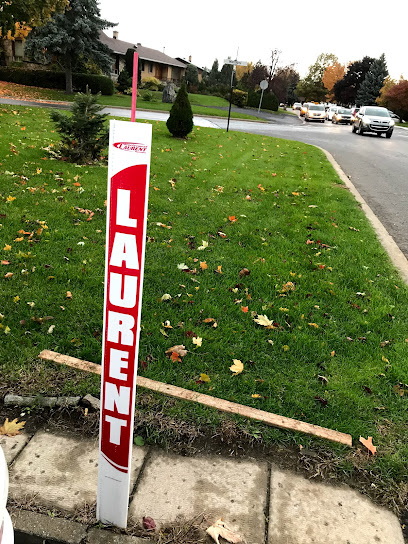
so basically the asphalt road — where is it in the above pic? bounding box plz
[1,97,407,258]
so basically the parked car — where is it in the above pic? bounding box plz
[326,106,338,121]
[332,108,352,124]
[0,445,13,544]
[388,110,401,122]
[350,107,360,124]
[300,103,309,117]
[292,102,302,110]
[305,103,326,122]
[351,106,394,138]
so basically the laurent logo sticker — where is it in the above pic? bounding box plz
[113,142,148,152]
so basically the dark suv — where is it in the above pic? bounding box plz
[351,106,394,138]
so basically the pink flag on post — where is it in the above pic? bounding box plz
[131,52,139,122]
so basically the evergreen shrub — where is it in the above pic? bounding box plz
[166,81,193,138]
[231,89,248,107]
[247,90,279,111]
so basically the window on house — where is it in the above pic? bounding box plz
[141,61,145,71]
[149,62,153,73]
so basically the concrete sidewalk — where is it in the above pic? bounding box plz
[1,428,404,544]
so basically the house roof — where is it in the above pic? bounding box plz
[100,31,186,69]
[175,57,208,73]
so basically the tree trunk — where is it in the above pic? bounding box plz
[65,54,73,94]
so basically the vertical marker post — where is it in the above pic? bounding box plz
[97,119,151,525]
[131,52,139,122]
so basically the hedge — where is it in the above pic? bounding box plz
[247,90,279,111]
[0,68,114,95]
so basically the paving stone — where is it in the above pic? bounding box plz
[129,451,268,544]
[0,433,30,464]
[11,510,87,544]
[87,527,148,544]
[9,430,148,513]
[268,468,404,544]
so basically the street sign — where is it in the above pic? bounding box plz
[97,119,152,529]
[224,58,248,66]
[260,80,268,90]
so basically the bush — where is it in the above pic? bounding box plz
[0,67,114,95]
[141,76,161,90]
[142,91,153,101]
[166,81,193,138]
[247,90,279,111]
[231,89,248,108]
[116,69,131,93]
[50,89,109,163]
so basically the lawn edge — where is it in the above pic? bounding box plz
[316,145,408,285]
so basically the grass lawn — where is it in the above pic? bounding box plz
[0,81,260,120]
[1,104,408,510]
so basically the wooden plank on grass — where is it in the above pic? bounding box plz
[39,349,353,447]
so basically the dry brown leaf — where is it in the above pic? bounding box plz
[359,436,377,455]
[206,518,244,544]
[66,291,72,299]
[0,418,26,437]
[165,345,187,358]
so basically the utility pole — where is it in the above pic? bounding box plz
[224,54,248,132]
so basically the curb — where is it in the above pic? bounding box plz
[11,510,148,544]
[317,146,408,285]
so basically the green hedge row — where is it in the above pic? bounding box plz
[0,68,114,95]
[247,90,279,111]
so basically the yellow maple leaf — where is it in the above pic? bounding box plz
[200,373,210,382]
[283,345,290,351]
[13,295,20,303]
[192,336,202,347]
[308,322,319,329]
[230,359,244,375]
[0,418,26,436]
[251,394,262,399]
[6,195,16,202]
[200,261,208,270]
[3,244,11,251]
[253,314,273,327]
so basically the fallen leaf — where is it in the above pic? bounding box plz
[228,215,237,222]
[48,324,55,334]
[0,418,26,436]
[251,394,262,399]
[318,375,328,385]
[253,314,273,327]
[161,293,172,301]
[1,261,10,265]
[206,518,243,544]
[165,345,188,358]
[198,240,208,250]
[230,359,244,375]
[142,517,156,531]
[215,265,222,274]
[359,436,377,455]
[330,350,335,357]
[282,281,295,292]
[192,336,202,347]
[239,268,250,278]
[4,272,13,279]
[3,244,11,251]
[177,263,189,270]
[314,396,328,406]
[203,317,215,323]
[241,306,248,313]
[200,373,210,382]
[66,291,72,299]
[308,323,319,329]
[200,261,208,270]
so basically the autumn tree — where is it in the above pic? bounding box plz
[322,62,345,101]
[383,79,408,120]
[296,52,338,102]
[356,54,388,106]
[376,76,396,107]
[333,56,374,105]
[269,65,299,104]
[0,0,67,35]
[24,0,115,94]
[235,62,253,81]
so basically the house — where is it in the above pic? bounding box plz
[99,31,186,84]
[175,57,208,83]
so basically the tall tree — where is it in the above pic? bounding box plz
[235,61,253,81]
[0,0,67,35]
[322,62,345,101]
[185,63,199,89]
[24,0,115,93]
[383,78,408,119]
[296,52,338,102]
[269,65,299,104]
[376,76,396,107]
[207,59,220,86]
[356,54,388,106]
[333,56,374,105]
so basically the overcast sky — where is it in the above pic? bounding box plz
[98,0,407,80]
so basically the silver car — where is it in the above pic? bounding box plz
[352,106,394,138]
[305,104,325,122]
